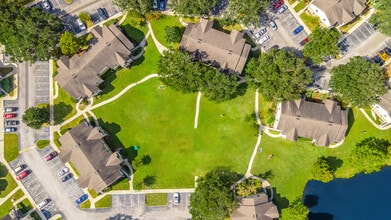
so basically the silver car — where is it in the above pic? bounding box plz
[269,21,278,31]
[173,193,180,205]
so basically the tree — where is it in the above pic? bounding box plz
[224,0,268,27]
[190,167,238,220]
[236,178,262,197]
[165,26,182,44]
[78,12,93,28]
[369,0,391,36]
[22,106,50,129]
[303,27,340,64]
[282,197,309,220]
[246,48,312,101]
[330,56,387,107]
[170,0,218,16]
[311,156,334,182]
[0,2,64,62]
[114,0,153,15]
[349,137,390,174]
[59,32,80,56]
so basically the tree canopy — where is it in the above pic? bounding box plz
[282,197,309,220]
[236,178,262,197]
[59,32,80,56]
[224,0,268,27]
[170,0,218,16]
[0,2,64,62]
[330,56,387,107]
[349,137,390,174]
[22,106,50,129]
[164,26,182,44]
[311,156,335,183]
[113,0,153,15]
[369,0,391,36]
[303,27,340,64]
[190,167,238,220]
[158,49,241,102]
[246,48,312,101]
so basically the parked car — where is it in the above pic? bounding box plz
[5,120,18,126]
[76,194,88,204]
[58,167,69,176]
[97,8,108,20]
[61,173,73,182]
[42,0,52,10]
[384,47,391,56]
[4,107,17,113]
[3,127,17,133]
[372,55,384,66]
[258,35,270,45]
[153,0,158,9]
[13,164,27,174]
[159,0,166,11]
[378,49,390,61]
[37,198,51,209]
[273,0,284,10]
[293,25,304,35]
[299,37,309,46]
[254,27,267,39]
[173,193,180,205]
[269,21,277,31]
[44,151,58,161]
[278,5,288,14]
[16,170,30,180]
[3,113,16,119]
[76,18,86,31]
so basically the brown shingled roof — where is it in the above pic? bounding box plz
[55,24,134,99]
[180,19,250,74]
[276,99,349,146]
[231,194,279,220]
[312,0,367,26]
[59,122,123,192]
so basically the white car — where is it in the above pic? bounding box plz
[42,0,51,10]
[173,193,180,205]
[254,27,267,39]
[57,167,69,176]
[37,198,51,209]
[258,35,270,45]
[269,21,278,31]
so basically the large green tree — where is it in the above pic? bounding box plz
[311,156,335,183]
[303,27,340,64]
[246,48,312,101]
[190,167,238,220]
[59,32,81,56]
[170,0,218,16]
[158,50,240,102]
[22,106,50,129]
[224,0,268,27]
[164,26,182,44]
[114,0,153,15]
[370,0,391,36]
[0,1,64,62]
[282,197,309,220]
[349,137,390,174]
[330,56,386,107]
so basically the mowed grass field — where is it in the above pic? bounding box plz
[251,108,391,209]
[93,78,257,189]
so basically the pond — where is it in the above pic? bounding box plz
[303,166,391,220]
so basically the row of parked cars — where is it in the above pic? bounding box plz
[153,0,166,11]
[3,107,18,133]
[372,47,391,66]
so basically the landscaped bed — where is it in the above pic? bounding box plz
[36,140,50,149]
[0,164,18,199]
[299,12,320,31]
[95,195,112,208]
[145,193,167,206]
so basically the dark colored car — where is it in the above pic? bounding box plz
[97,8,108,20]
[45,151,58,161]
[159,0,166,10]
[300,37,309,46]
[3,113,16,119]
[372,55,384,66]
[293,25,304,35]
[5,120,18,126]
[273,0,284,10]
[16,170,30,180]
[61,173,73,182]
[76,194,88,204]
[384,47,391,56]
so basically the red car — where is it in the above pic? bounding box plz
[45,151,58,161]
[3,113,16,119]
[16,170,29,180]
[273,0,284,10]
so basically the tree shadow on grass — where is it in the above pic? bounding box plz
[325,156,343,173]
[99,69,117,95]
[98,119,124,150]
[0,179,8,195]
[270,187,289,213]
[345,108,354,136]
[257,169,273,181]
[121,24,146,45]
[0,164,8,178]
[143,175,156,187]
[53,102,73,125]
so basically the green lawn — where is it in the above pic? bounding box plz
[59,115,85,135]
[36,140,50,149]
[251,108,391,212]
[145,193,167,206]
[17,198,32,214]
[95,195,112,208]
[54,132,61,148]
[4,134,19,162]
[294,2,307,12]
[54,86,77,124]
[111,178,130,190]
[299,12,320,31]
[93,79,257,189]
[0,189,24,218]
[80,199,91,209]
[94,37,161,104]
[88,189,99,198]
[150,15,184,49]
[0,164,18,198]
[120,15,148,45]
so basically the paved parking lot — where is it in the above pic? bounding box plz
[32,62,50,105]
[338,21,376,54]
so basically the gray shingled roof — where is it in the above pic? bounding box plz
[59,122,123,192]
[277,99,348,146]
[231,194,279,220]
[379,90,391,114]
[180,19,250,74]
[312,0,367,26]
[55,24,134,99]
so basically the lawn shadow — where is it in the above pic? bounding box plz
[53,102,73,125]
[325,156,343,173]
[0,164,8,178]
[0,179,8,195]
[270,187,289,213]
[257,169,273,180]
[345,108,354,136]
[121,24,146,45]
[98,119,124,151]
[303,194,319,208]
[235,81,248,98]
[99,69,117,95]
[308,212,334,220]
[143,175,156,187]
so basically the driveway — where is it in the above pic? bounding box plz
[338,21,376,55]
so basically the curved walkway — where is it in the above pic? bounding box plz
[147,22,168,55]
[193,91,202,129]
[359,108,391,130]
